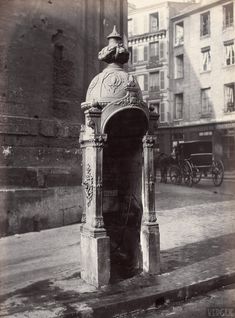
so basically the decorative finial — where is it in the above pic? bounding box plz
[98,25,129,65]
[107,25,122,40]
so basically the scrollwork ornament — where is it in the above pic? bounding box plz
[148,212,157,223]
[82,164,93,207]
[95,176,103,189]
[81,213,86,223]
[143,135,155,148]
[87,119,95,130]
[92,135,106,148]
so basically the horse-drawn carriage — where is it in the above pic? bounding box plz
[168,140,224,186]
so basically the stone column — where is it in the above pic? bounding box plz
[79,108,110,287]
[141,135,160,274]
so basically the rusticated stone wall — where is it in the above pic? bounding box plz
[0,0,127,236]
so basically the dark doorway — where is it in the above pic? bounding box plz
[103,109,148,282]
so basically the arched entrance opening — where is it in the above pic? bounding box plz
[103,108,148,281]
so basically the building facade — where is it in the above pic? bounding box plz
[169,0,235,168]
[0,0,127,236]
[128,0,195,154]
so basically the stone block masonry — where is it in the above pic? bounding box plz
[0,0,127,236]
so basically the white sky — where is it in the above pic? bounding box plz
[128,0,195,7]
[129,0,162,7]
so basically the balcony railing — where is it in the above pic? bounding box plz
[223,17,234,28]
[146,61,163,69]
[225,102,235,112]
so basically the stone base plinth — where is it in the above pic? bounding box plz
[141,223,160,274]
[80,226,110,287]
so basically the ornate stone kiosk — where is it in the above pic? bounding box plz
[79,27,160,287]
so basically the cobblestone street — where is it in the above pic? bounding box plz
[139,283,235,318]
[155,177,235,212]
[0,179,234,317]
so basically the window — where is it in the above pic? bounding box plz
[175,21,184,45]
[224,83,235,112]
[174,93,183,120]
[223,3,233,28]
[223,136,235,160]
[201,88,212,114]
[175,54,184,78]
[150,102,160,114]
[224,41,235,66]
[137,74,148,91]
[149,72,159,91]
[201,47,211,71]
[200,12,210,36]
[133,16,148,35]
[133,45,148,63]
[149,102,165,122]
[128,19,133,37]
[149,42,159,62]
[150,12,159,32]
[159,41,165,59]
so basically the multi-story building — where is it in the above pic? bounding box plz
[128,0,195,153]
[169,0,235,168]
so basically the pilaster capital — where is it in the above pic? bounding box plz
[92,216,105,229]
[91,134,107,148]
[143,211,157,224]
[79,134,107,148]
[142,135,156,148]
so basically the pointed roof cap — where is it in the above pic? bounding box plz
[107,25,122,40]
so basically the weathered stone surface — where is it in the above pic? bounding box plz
[0,0,127,236]
[80,227,110,287]
[0,186,83,236]
[141,223,161,274]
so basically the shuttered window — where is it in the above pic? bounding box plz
[133,47,138,63]
[149,72,159,91]
[144,74,148,91]
[160,102,165,122]
[160,70,165,90]
[159,41,165,59]
[144,46,148,61]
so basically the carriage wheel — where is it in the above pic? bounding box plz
[192,167,202,184]
[182,160,193,187]
[169,165,181,185]
[212,160,224,186]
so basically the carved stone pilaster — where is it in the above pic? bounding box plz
[142,134,157,224]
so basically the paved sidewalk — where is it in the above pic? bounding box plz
[0,196,235,317]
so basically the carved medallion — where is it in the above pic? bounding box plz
[102,72,124,95]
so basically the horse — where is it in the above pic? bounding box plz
[155,152,176,183]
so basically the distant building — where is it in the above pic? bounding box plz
[128,1,195,154]
[170,0,235,168]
